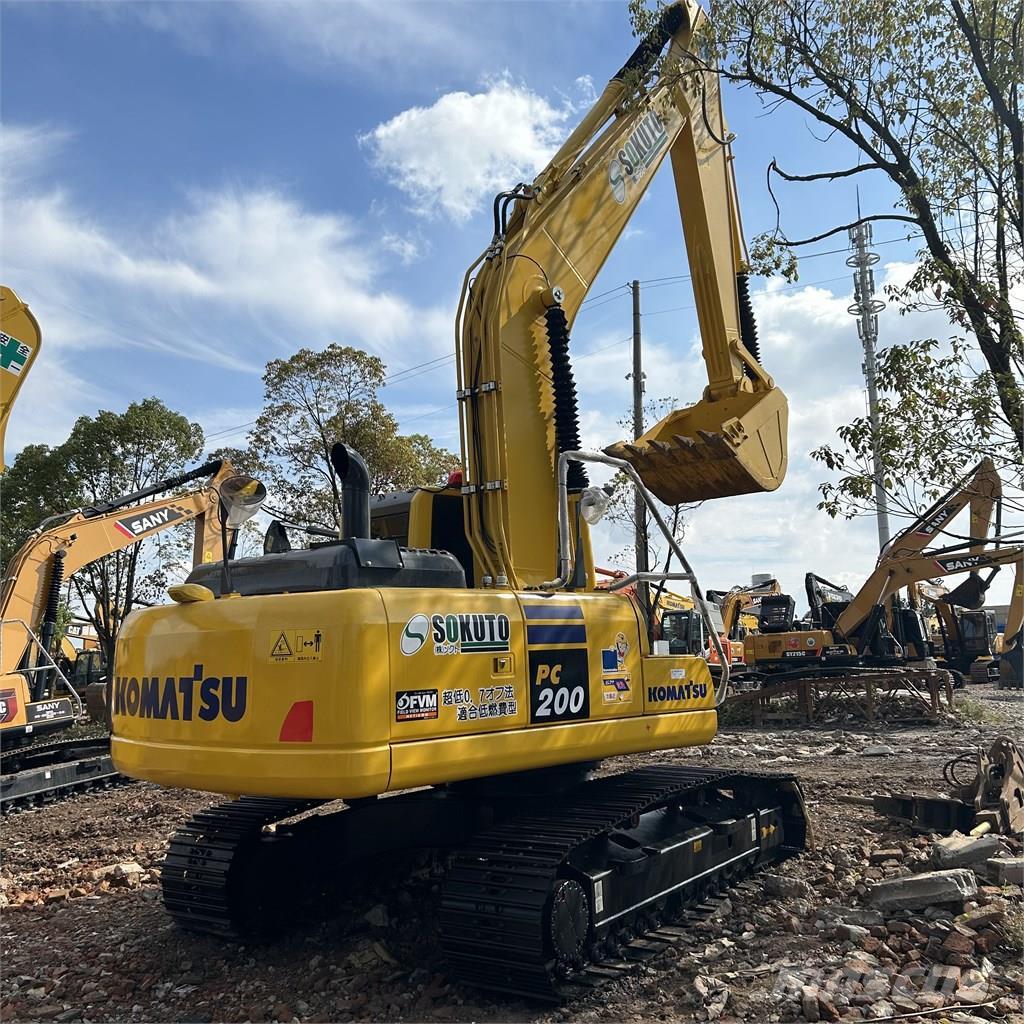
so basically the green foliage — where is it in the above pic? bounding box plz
[630,0,1023,519]
[812,337,1014,517]
[1,398,205,665]
[241,344,458,532]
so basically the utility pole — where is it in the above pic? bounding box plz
[847,220,891,550]
[631,279,650,615]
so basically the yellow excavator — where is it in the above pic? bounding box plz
[0,459,235,811]
[742,459,1022,687]
[1,286,42,471]
[111,2,807,999]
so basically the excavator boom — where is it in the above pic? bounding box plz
[0,286,42,471]
[457,0,787,587]
[1,459,234,678]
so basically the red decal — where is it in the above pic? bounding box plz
[279,700,314,742]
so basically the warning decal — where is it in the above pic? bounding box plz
[268,629,324,663]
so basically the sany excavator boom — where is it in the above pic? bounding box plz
[744,459,1019,678]
[111,3,806,1001]
[0,459,235,811]
[0,286,42,471]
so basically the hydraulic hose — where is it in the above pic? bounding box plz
[34,549,66,700]
[736,274,761,378]
[544,305,588,491]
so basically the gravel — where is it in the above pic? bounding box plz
[2,684,1022,1023]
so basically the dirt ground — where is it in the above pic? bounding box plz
[2,685,1022,1024]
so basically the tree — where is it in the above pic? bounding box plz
[604,396,702,577]
[242,344,458,532]
[630,0,1023,515]
[1,398,205,668]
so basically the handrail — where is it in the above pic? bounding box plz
[0,618,84,719]
[540,450,731,705]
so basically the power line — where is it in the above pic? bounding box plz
[200,239,922,444]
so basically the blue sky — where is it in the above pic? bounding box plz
[3,0,1011,608]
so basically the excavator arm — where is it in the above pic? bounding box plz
[456,0,787,588]
[880,458,1001,564]
[835,543,1024,640]
[0,460,235,677]
[719,578,781,637]
[0,286,42,471]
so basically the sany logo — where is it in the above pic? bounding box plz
[400,614,429,656]
[935,554,987,573]
[114,506,185,539]
[913,503,958,538]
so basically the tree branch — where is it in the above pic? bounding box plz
[779,214,918,247]
[769,158,883,184]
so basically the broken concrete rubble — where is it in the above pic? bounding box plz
[931,832,1004,868]
[868,869,978,911]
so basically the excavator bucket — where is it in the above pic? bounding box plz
[606,386,788,504]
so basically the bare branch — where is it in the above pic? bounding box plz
[779,214,918,247]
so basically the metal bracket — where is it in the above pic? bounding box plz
[456,381,500,400]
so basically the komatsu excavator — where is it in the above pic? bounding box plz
[0,459,235,811]
[111,2,807,999]
[742,459,1022,686]
[1,286,42,470]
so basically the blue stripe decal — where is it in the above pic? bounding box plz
[527,624,588,645]
[523,603,584,620]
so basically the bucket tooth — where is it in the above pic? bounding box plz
[603,385,787,503]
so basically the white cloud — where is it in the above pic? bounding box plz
[380,231,422,265]
[1,125,453,379]
[564,275,980,609]
[360,74,575,222]
[110,1,489,82]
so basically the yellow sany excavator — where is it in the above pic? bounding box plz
[1,286,42,470]
[0,459,235,811]
[742,458,1023,687]
[111,2,807,999]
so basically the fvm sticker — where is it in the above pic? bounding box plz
[395,689,438,722]
[113,506,185,539]
[529,649,589,723]
[0,687,18,724]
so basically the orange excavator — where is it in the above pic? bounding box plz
[0,459,235,811]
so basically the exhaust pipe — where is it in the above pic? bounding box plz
[330,443,370,539]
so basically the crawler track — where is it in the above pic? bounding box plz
[160,766,806,1001]
[440,766,805,999]
[0,737,128,814]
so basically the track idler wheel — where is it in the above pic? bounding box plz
[549,879,589,970]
